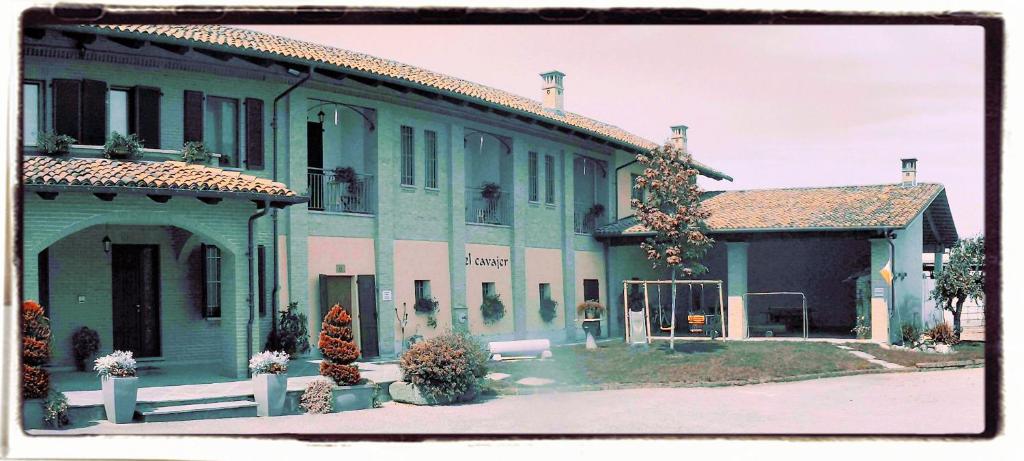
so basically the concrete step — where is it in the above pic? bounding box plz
[138,400,258,423]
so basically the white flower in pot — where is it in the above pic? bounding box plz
[249,351,289,417]
[93,350,138,424]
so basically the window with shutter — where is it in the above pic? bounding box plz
[52,79,81,139]
[183,90,204,143]
[245,98,264,170]
[80,79,107,145]
[133,86,161,149]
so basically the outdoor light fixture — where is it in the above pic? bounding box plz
[334,107,339,126]
[102,236,112,254]
[317,110,325,125]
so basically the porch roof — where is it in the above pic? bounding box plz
[22,156,307,205]
[595,183,958,247]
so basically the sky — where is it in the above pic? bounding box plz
[248,25,986,237]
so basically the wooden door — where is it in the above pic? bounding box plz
[357,275,379,358]
[112,245,161,357]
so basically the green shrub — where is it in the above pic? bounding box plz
[481,293,505,325]
[71,326,100,372]
[926,322,960,346]
[414,297,438,314]
[539,297,558,323]
[181,141,210,164]
[265,302,310,356]
[399,332,485,401]
[43,390,70,428]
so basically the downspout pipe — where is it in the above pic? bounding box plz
[885,230,902,345]
[248,200,272,374]
[270,68,313,334]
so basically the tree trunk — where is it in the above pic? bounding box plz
[953,298,965,339]
[669,267,677,350]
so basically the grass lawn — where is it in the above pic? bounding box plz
[848,341,985,368]
[485,340,879,394]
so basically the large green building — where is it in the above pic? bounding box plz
[20,25,958,378]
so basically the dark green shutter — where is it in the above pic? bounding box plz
[52,79,81,139]
[183,90,204,143]
[245,98,264,170]
[133,86,161,149]
[80,79,107,145]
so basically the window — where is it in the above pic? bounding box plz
[23,82,41,146]
[539,283,551,301]
[424,130,438,189]
[202,245,222,318]
[206,96,239,167]
[415,280,432,300]
[528,151,539,202]
[401,125,415,186]
[544,154,556,204]
[482,282,496,298]
[108,88,130,137]
[631,173,645,206]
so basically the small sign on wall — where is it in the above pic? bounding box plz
[335,264,346,273]
[382,290,393,301]
[872,287,885,297]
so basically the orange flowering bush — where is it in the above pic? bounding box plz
[22,300,52,400]
[318,304,361,385]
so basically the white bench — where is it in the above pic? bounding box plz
[488,339,552,361]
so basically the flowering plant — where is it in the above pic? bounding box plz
[577,300,606,319]
[94,350,137,378]
[249,350,290,375]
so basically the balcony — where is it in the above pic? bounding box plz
[574,202,606,234]
[465,187,511,226]
[307,167,375,215]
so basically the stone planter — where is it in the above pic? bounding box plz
[389,381,478,406]
[253,373,288,417]
[21,399,44,430]
[101,376,139,424]
[331,381,376,412]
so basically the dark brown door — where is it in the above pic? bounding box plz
[357,275,379,358]
[112,245,161,357]
[583,279,602,337]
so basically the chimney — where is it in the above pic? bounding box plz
[670,125,688,153]
[540,70,565,111]
[901,158,917,186]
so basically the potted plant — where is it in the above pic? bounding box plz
[181,141,210,164]
[318,305,375,411]
[480,182,502,201]
[36,131,75,156]
[94,350,138,423]
[586,203,606,220]
[481,292,506,325]
[21,300,51,430]
[577,300,606,349]
[539,297,558,324]
[71,326,100,372]
[332,166,360,194]
[103,132,143,160]
[249,350,289,417]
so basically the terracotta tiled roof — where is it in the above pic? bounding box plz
[22,156,301,199]
[595,183,955,240]
[81,24,730,180]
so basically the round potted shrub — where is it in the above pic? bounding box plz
[390,333,488,406]
[94,350,138,424]
[249,350,289,417]
[21,300,51,429]
[481,293,505,325]
[103,132,144,160]
[71,326,100,372]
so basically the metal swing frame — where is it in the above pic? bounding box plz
[623,280,725,346]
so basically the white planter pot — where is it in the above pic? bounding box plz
[101,376,139,424]
[331,382,376,411]
[252,373,288,417]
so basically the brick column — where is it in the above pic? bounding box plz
[510,137,528,339]
[560,151,577,341]
[374,107,399,357]
[448,123,469,333]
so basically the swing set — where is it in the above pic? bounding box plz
[623,280,725,345]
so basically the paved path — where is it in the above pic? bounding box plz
[32,368,984,435]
